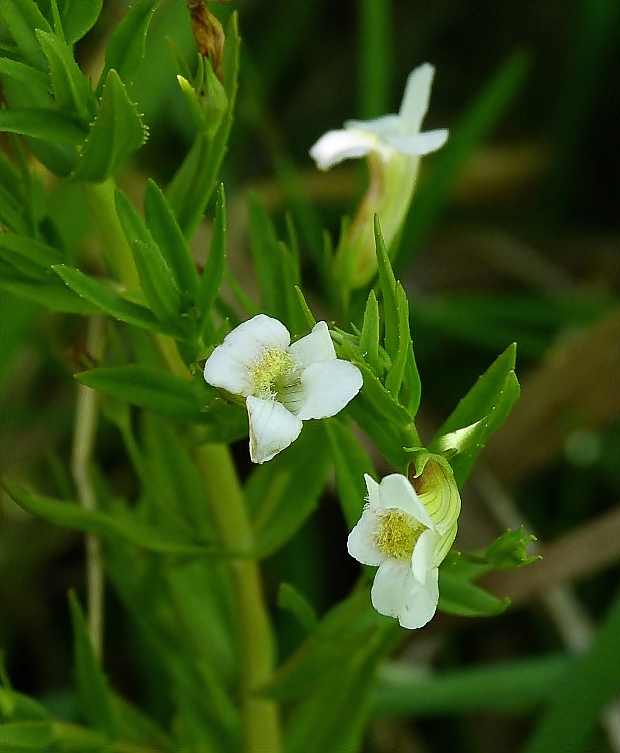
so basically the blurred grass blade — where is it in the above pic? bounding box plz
[0,720,55,750]
[358,0,392,118]
[523,585,620,753]
[68,593,117,739]
[374,655,572,716]
[394,52,529,270]
[198,183,226,338]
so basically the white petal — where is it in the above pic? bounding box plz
[399,63,435,134]
[344,114,403,138]
[309,128,378,170]
[385,129,448,156]
[293,360,363,420]
[378,474,434,529]
[288,321,336,370]
[347,507,385,566]
[246,396,302,464]
[371,559,438,628]
[364,474,381,510]
[204,314,290,396]
[398,568,439,630]
[411,528,440,584]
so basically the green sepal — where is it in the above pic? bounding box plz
[35,28,95,121]
[3,482,218,556]
[0,108,87,144]
[278,583,319,636]
[73,69,147,182]
[246,422,332,558]
[100,0,163,90]
[438,552,510,617]
[325,418,376,530]
[68,592,117,739]
[483,526,540,570]
[167,12,240,240]
[197,183,226,339]
[431,343,520,487]
[144,179,199,299]
[59,0,104,45]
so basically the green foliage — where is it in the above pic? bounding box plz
[483,526,540,570]
[58,0,104,46]
[438,553,510,617]
[73,69,147,182]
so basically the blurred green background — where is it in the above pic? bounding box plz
[1,1,619,751]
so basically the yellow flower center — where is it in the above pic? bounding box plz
[249,348,294,400]
[374,509,425,560]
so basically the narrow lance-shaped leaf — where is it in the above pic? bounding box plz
[374,216,399,360]
[73,69,147,182]
[385,282,411,398]
[198,183,226,338]
[144,179,199,299]
[100,0,163,90]
[360,289,381,375]
[0,109,87,144]
[60,0,104,45]
[1,0,51,70]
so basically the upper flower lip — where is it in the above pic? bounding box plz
[203,314,363,463]
[309,63,448,171]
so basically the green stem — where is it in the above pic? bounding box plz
[194,442,281,753]
[81,179,140,290]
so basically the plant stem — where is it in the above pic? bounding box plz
[71,316,106,659]
[81,179,140,290]
[195,442,281,753]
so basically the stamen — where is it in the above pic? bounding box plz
[374,509,425,560]
[249,348,294,400]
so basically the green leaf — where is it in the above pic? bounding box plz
[0,109,86,144]
[0,276,99,314]
[53,265,180,336]
[523,585,620,753]
[1,0,51,70]
[347,399,410,472]
[247,191,283,319]
[384,282,412,399]
[76,365,206,422]
[167,12,240,240]
[483,526,539,570]
[197,183,226,335]
[360,290,381,374]
[325,418,376,530]
[278,583,319,635]
[3,482,216,556]
[68,593,117,739]
[247,422,332,557]
[431,344,520,487]
[438,554,510,617]
[144,179,198,299]
[35,29,94,120]
[0,688,50,724]
[374,216,398,360]
[73,69,147,182]
[0,721,54,751]
[0,58,49,89]
[374,655,572,716]
[131,239,185,325]
[59,0,104,45]
[294,286,317,331]
[355,361,411,426]
[0,234,63,269]
[102,0,163,89]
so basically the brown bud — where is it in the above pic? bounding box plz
[187,1,227,81]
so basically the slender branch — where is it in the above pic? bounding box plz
[71,316,106,659]
[194,441,281,753]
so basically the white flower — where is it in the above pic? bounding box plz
[203,314,363,464]
[310,63,447,171]
[347,473,453,629]
[309,64,448,289]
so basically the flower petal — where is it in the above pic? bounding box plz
[310,128,378,170]
[204,314,290,396]
[344,114,403,138]
[364,473,381,510]
[247,396,302,464]
[347,507,385,566]
[289,321,336,370]
[398,567,439,630]
[385,129,448,156]
[399,63,435,134]
[378,474,434,529]
[371,559,438,629]
[411,528,440,584]
[293,360,363,420]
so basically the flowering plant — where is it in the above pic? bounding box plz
[0,4,544,753]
